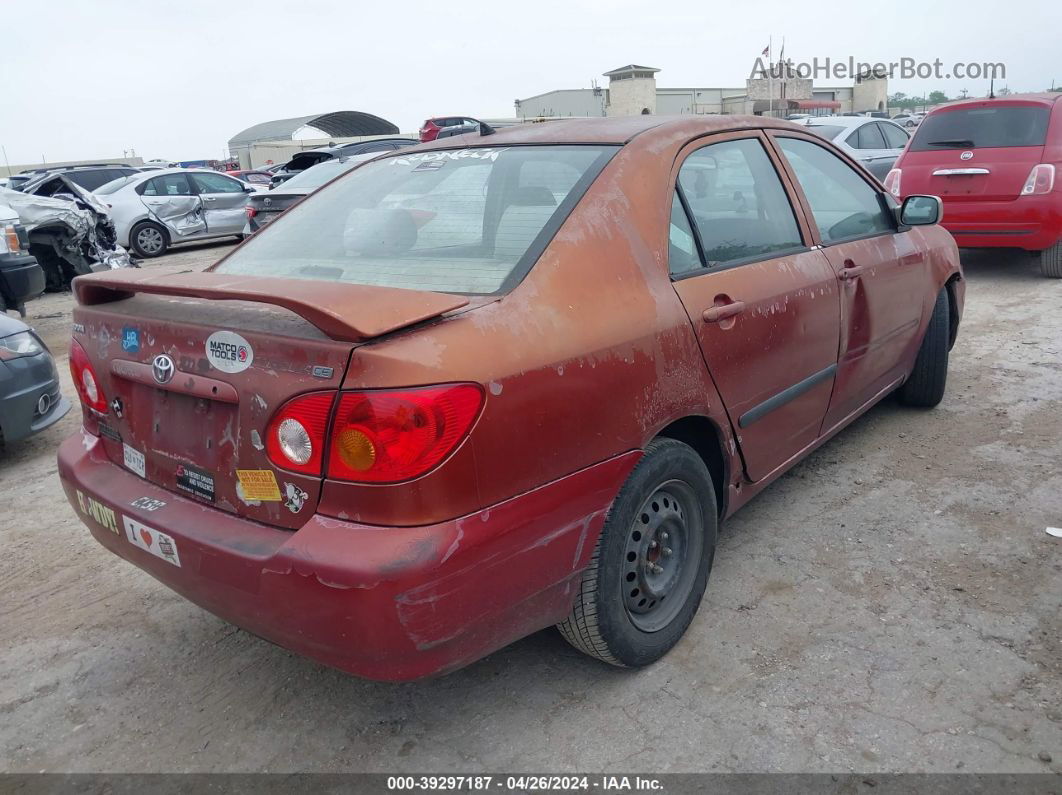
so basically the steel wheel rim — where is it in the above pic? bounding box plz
[137,227,164,253]
[622,479,702,632]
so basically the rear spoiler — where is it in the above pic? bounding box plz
[73,268,469,343]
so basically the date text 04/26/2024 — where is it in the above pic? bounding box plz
[386,776,663,791]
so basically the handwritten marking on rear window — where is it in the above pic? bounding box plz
[389,149,506,166]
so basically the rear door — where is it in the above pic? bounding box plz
[669,132,842,481]
[772,133,927,428]
[898,102,1050,200]
[190,172,252,235]
[844,122,896,178]
[138,173,206,237]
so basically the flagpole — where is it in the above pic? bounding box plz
[768,35,773,117]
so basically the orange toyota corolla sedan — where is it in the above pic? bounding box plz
[59,116,963,680]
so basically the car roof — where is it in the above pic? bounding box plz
[924,93,1062,113]
[412,114,803,149]
[798,115,887,129]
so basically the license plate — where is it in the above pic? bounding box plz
[123,443,146,478]
[123,516,181,567]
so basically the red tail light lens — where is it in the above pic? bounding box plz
[328,384,484,483]
[1020,164,1055,196]
[69,338,108,415]
[245,206,257,219]
[265,392,335,475]
[883,168,902,197]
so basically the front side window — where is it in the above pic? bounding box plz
[141,173,193,196]
[216,145,616,295]
[192,172,244,194]
[778,137,894,244]
[675,138,803,269]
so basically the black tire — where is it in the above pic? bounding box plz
[1040,242,1062,278]
[898,288,950,407]
[129,221,168,258]
[557,438,718,668]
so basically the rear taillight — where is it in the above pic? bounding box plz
[69,338,108,415]
[1020,164,1055,196]
[245,206,257,219]
[883,168,902,197]
[265,392,335,475]
[328,384,483,483]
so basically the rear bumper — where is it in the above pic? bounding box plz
[941,194,1062,250]
[0,251,45,312]
[57,432,638,681]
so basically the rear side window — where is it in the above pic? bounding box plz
[674,138,803,270]
[216,145,617,294]
[778,137,893,243]
[850,124,887,149]
[141,174,193,196]
[911,105,1050,150]
[879,122,910,149]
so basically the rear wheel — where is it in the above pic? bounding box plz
[557,438,717,667]
[129,221,168,258]
[1040,242,1062,278]
[898,288,950,407]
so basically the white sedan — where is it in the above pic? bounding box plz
[793,116,911,181]
[94,169,263,258]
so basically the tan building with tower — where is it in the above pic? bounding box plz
[515,63,888,120]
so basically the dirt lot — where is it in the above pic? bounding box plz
[0,243,1059,774]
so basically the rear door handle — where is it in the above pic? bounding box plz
[839,259,871,280]
[702,301,746,323]
[203,196,217,202]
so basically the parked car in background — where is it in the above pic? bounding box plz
[3,175,33,190]
[419,116,482,142]
[891,113,924,128]
[270,139,416,187]
[244,154,374,234]
[0,200,44,316]
[0,312,69,447]
[17,165,141,193]
[226,169,273,187]
[95,169,258,257]
[60,115,961,681]
[886,93,1062,277]
[795,115,910,180]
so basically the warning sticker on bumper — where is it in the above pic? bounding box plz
[123,516,181,567]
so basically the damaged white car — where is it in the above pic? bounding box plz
[95,169,260,258]
[2,174,136,292]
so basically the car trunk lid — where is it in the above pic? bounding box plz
[71,268,468,529]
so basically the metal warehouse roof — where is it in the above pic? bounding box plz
[228,111,400,146]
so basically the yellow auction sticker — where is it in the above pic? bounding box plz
[236,469,282,501]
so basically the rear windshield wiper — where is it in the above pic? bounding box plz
[926,139,975,147]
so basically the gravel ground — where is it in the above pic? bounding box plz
[0,244,1058,773]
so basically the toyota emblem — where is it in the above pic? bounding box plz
[152,354,175,384]
[960,151,974,161]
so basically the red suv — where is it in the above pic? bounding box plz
[419,116,480,142]
[885,93,1062,277]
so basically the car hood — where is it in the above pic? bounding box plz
[0,310,30,337]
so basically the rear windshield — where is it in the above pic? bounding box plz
[216,145,617,295]
[911,105,1050,151]
[95,175,140,194]
[802,124,845,141]
[279,157,367,191]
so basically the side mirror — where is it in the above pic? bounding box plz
[899,194,942,226]
[244,185,256,193]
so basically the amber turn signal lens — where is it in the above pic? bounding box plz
[335,427,376,471]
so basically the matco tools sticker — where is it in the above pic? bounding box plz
[205,330,253,374]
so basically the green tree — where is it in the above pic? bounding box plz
[928,90,949,104]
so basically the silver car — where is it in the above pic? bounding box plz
[794,116,911,181]
[94,169,261,258]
